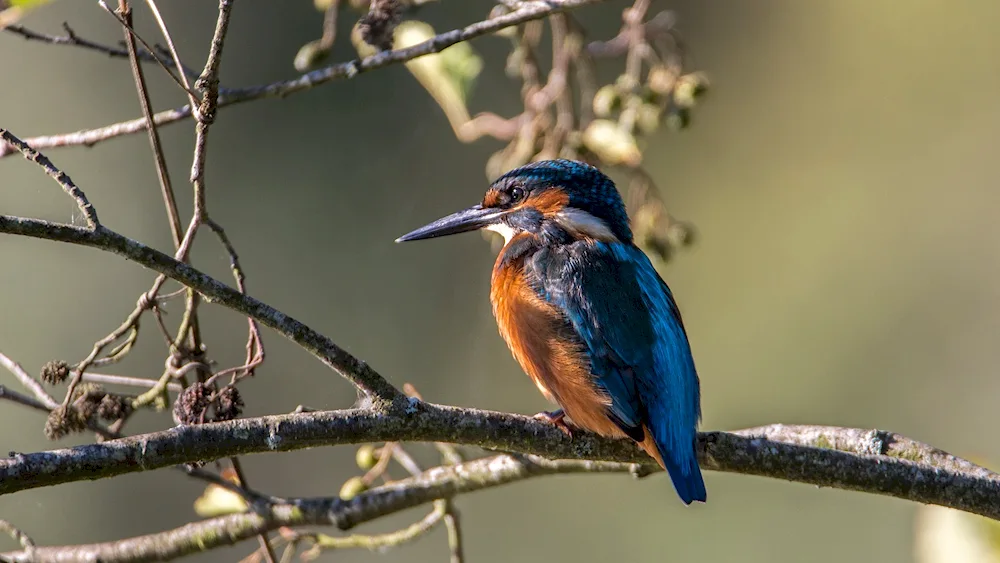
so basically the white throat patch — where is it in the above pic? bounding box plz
[485,223,517,245]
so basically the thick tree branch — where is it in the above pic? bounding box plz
[0,394,998,516]
[2,422,999,562]
[0,0,605,158]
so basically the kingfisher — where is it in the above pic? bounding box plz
[396,159,706,504]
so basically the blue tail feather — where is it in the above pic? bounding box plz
[661,446,706,505]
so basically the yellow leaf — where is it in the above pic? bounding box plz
[0,0,54,28]
[353,20,482,140]
[193,469,247,517]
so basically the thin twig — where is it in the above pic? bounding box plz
[96,0,199,98]
[443,501,464,563]
[0,351,120,440]
[179,464,285,506]
[585,9,674,57]
[0,520,36,559]
[229,457,277,563]
[204,218,264,385]
[0,351,57,410]
[115,0,185,249]
[302,501,448,559]
[2,23,200,81]
[0,385,53,414]
[80,372,183,392]
[0,129,99,228]
[320,0,340,50]
[144,0,198,105]
[64,216,201,411]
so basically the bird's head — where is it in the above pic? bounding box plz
[395,159,632,246]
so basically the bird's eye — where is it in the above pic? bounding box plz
[509,186,525,203]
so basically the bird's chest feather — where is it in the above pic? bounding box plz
[489,238,621,435]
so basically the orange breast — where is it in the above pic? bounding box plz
[489,239,627,440]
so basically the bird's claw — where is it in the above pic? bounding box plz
[533,409,573,438]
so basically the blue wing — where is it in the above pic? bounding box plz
[527,241,705,504]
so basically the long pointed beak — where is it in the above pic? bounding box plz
[395,205,505,243]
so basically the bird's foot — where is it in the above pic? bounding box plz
[533,409,573,438]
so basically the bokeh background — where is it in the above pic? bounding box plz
[2,1,1000,562]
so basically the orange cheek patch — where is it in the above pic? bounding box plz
[520,189,569,216]
[482,189,502,208]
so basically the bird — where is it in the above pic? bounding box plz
[395,159,706,505]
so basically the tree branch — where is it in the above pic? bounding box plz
[0,129,99,227]
[2,23,201,82]
[0,0,606,158]
[0,454,634,563]
[0,389,998,515]
[3,422,999,563]
[113,0,185,249]
[0,214,402,402]
[0,520,37,560]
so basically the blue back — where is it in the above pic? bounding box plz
[526,239,706,504]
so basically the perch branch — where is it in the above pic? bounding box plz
[3,424,1000,563]
[0,393,998,517]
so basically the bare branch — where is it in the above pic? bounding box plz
[0,0,607,159]
[0,454,632,563]
[0,351,58,410]
[97,0,199,98]
[0,382,998,519]
[144,0,198,105]
[5,424,998,563]
[0,520,36,560]
[2,23,200,82]
[78,372,183,392]
[112,0,185,249]
[298,500,448,558]
[0,214,402,400]
[444,500,464,563]
[0,129,99,228]
[0,385,52,414]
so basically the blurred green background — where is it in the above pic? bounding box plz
[3,1,1000,562]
